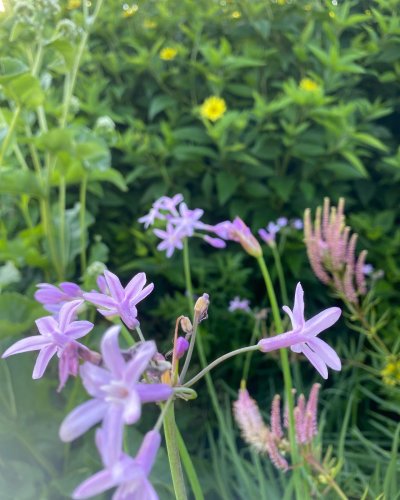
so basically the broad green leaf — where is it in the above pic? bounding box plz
[0,57,29,83]
[0,169,43,198]
[88,168,128,191]
[3,74,44,108]
[341,150,368,177]
[216,171,240,205]
[0,293,43,337]
[149,95,176,121]
[353,132,388,152]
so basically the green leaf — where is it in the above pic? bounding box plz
[0,293,43,338]
[3,74,44,108]
[0,57,29,83]
[341,150,368,177]
[353,132,388,152]
[0,169,43,198]
[0,261,21,292]
[149,95,176,121]
[216,171,240,205]
[88,168,128,191]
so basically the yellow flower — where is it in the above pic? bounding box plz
[122,4,138,18]
[381,359,400,386]
[299,78,320,92]
[231,10,241,19]
[329,11,336,18]
[67,0,81,9]
[143,19,157,29]
[160,47,178,61]
[200,96,227,122]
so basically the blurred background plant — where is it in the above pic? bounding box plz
[1,0,399,498]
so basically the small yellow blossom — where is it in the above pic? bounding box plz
[231,10,241,19]
[143,19,157,29]
[122,3,138,18]
[299,78,320,93]
[277,0,286,4]
[200,96,227,122]
[160,47,178,61]
[381,359,400,386]
[329,11,336,18]
[67,0,81,9]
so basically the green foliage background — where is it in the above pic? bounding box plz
[1,0,400,498]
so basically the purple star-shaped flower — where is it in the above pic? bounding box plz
[59,326,172,462]
[73,427,161,500]
[212,217,262,257]
[2,300,93,388]
[34,281,83,314]
[168,202,204,237]
[83,270,154,329]
[228,296,251,313]
[153,223,185,258]
[258,283,341,379]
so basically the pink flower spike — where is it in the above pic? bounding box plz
[258,283,341,379]
[83,270,154,329]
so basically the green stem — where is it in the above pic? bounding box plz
[163,404,188,500]
[79,174,88,274]
[241,319,260,381]
[183,238,194,310]
[177,428,205,500]
[271,243,289,305]
[256,255,303,499]
[184,345,259,388]
[59,174,66,275]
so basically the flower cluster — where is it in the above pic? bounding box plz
[233,383,321,471]
[259,217,303,245]
[2,269,171,498]
[228,296,251,313]
[304,198,368,304]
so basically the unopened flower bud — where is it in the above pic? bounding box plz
[194,293,209,322]
[175,337,189,360]
[180,316,192,334]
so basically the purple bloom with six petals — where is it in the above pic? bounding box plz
[59,326,172,462]
[84,270,154,329]
[73,427,161,500]
[258,283,341,379]
[2,300,93,388]
[153,223,185,258]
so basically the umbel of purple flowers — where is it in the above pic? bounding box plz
[1,263,342,498]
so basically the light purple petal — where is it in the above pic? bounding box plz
[59,399,107,442]
[34,284,64,303]
[104,271,125,303]
[97,308,118,318]
[123,390,142,424]
[129,283,154,306]
[73,469,118,499]
[101,326,125,377]
[303,307,341,337]
[124,272,146,299]
[135,430,161,475]
[32,345,57,379]
[65,321,94,339]
[292,283,305,329]
[136,383,173,403]
[258,329,305,352]
[307,338,341,371]
[282,306,295,328]
[130,479,158,500]
[301,344,328,379]
[124,341,156,384]
[80,362,111,398]
[83,292,116,309]
[102,405,125,467]
[59,300,84,332]
[2,336,51,357]
[59,282,81,296]
[35,316,58,335]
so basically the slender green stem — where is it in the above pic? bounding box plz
[59,174,66,275]
[135,325,146,343]
[256,255,304,499]
[155,397,174,432]
[241,318,260,381]
[176,428,205,500]
[271,243,289,305]
[179,316,199,383]
[183,238,194,310]
[163,404,188,500]
[184,345,259,388]
[79,174,88,273]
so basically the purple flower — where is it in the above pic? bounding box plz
[213,217,262,257]
[138,207,165,229]
[362,264,374,275]
[154,193,183,213]
[169,202,204,237]
[73,428,161,500]
[175,336,189,359]
[2,300,93,387]
[153,223,185,258]
[277,217,288,228]
[203,235,226,249]
[35,282,83,314]
[258,283,341,379]
[228,296,251,313]
[258,222,281,245]
[83,270,154,329]
[292,218,303,230]
[59,326,172,459]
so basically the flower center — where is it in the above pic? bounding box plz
[102,380,130,403]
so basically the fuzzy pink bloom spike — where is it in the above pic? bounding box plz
[265,431,289,472]
[271,395,283,440]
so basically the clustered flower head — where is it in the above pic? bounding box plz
[160,47,178,61]
[233,383,321,471]
[304,198,369,304]
[138,194,227,257]
[381,356,400,387]
[259,217,303,245]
